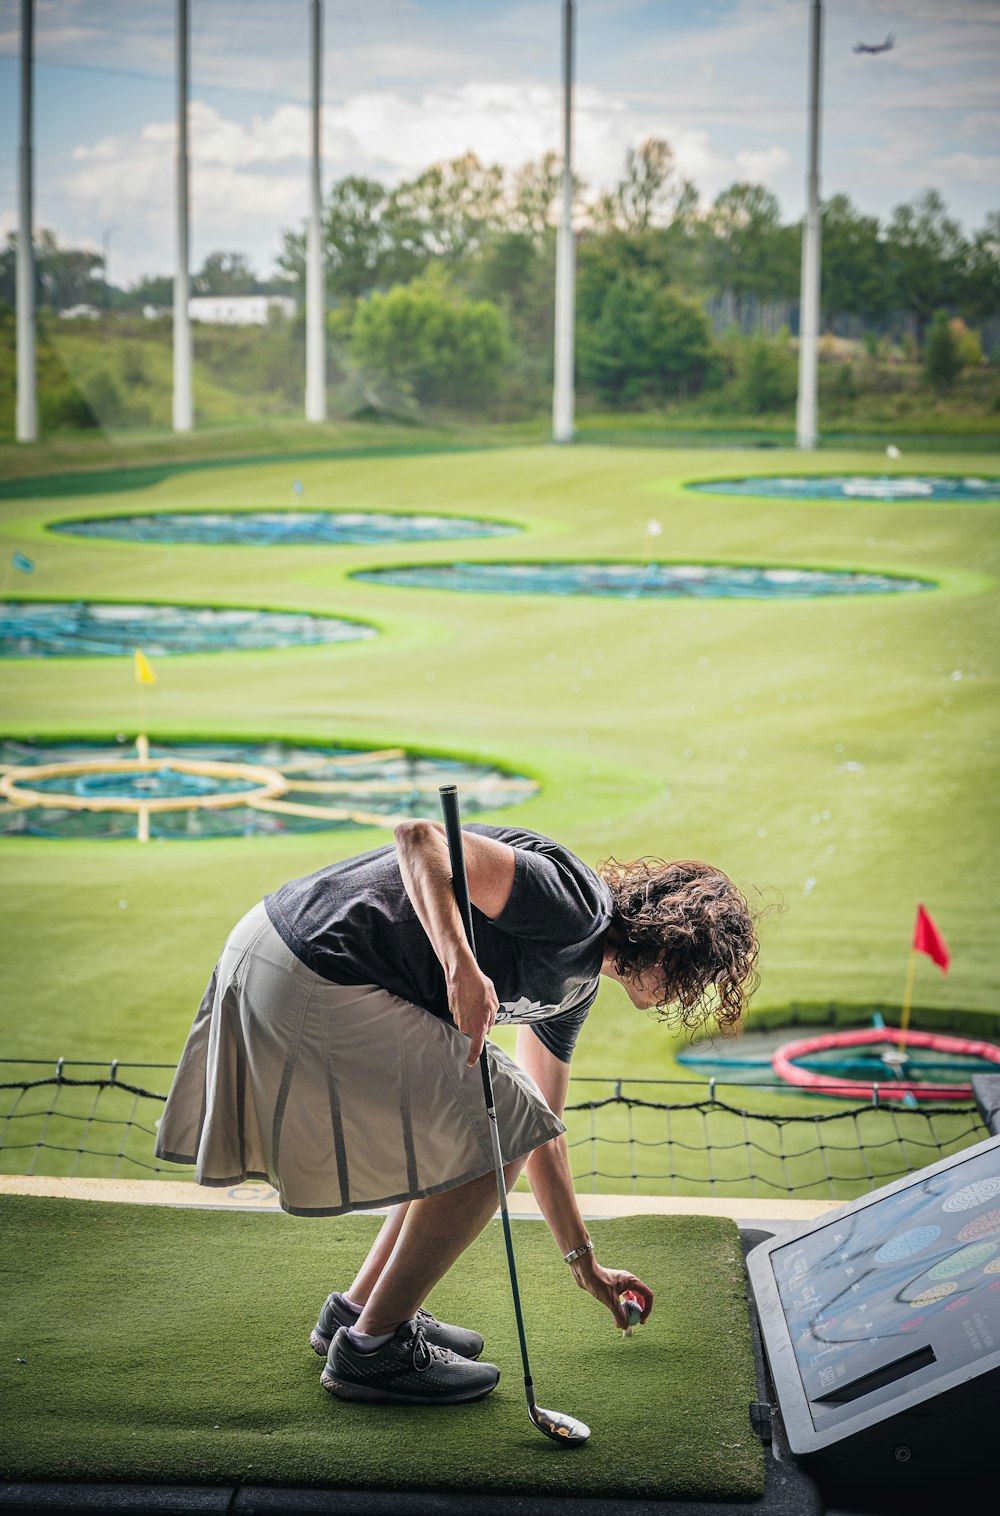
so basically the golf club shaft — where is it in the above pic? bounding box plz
[439,784,536,1410]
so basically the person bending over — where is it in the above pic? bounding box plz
[157,821,758,1407]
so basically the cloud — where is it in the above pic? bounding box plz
[735,145,792,184]
[19,0,996,278]
[58,81,802,281]
[929,153,1000,186]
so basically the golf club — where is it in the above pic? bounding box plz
[439,784,591,1447]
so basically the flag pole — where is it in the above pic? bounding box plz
[133,650,157,810]
[897,946,917,1054]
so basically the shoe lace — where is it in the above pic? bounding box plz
[410,1324,453,1371]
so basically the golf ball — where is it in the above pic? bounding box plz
[619,1290,643,1337]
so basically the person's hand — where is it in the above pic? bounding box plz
[570,1254,654,1329]
[447,953,500,1066]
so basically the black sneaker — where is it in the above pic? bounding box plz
[310,1291,484,1361]
[321,1320,499,1406]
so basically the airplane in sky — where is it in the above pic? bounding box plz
[853,33,894,55]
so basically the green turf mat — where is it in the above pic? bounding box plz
[0,1197,763,1501]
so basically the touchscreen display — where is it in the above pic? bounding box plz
[769,1148,1000,1429]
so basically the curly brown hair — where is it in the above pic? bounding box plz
[598,856,759,1034]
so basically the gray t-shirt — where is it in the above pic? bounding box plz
[264,824,613,1063]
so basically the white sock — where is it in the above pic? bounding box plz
[342,1293,364,1315]
[347,1324,394,1352]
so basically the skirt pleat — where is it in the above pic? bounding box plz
[156,902,565,1216]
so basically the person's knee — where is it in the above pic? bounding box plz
[502,1157,527,1190]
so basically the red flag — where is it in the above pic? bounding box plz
[913,904,950,974]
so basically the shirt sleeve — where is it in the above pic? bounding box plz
[529,988,597,1064]
[489,839,610,945]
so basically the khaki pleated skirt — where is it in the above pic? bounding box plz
[155,902,565,1216]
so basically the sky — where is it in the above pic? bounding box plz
[0,0,997,288]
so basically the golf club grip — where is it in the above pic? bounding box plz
[439,785,477,957]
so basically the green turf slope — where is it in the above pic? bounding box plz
[0,1197,763,1500]
[1,443,998,1080]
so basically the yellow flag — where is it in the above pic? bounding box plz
[134,648,157,686]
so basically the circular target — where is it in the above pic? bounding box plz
[51,509,521,546]
[875,1225,941,1263]
[942,1179,1000,1212]
[927,1242,997,1280]
[354,560,931,600]
[685,475,1000,503]
[957,1209,1000,1243]
[910,1283,957,1307]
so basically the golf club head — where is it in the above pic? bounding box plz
[530,1403,591,1446]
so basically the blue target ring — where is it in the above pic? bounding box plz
[874,1225,941,1263]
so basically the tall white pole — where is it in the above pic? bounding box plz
[796,0,823,450]
[552,0,575,444]
[16,0,37,443]
[305,0,326,422]
[173,0,193,432]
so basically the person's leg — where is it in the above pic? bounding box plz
[346,1202,409,1306]
[356,1158,524,1337]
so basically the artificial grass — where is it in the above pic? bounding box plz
[1,442,998,1081]
[0,1196,763,1501]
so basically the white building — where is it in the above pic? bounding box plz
[187,295,296,326]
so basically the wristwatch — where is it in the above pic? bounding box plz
[563,1240,595,1265]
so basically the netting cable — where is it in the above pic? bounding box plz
[0,1061,988,1200]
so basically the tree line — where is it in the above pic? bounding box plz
[274,141,998,410]
[2,138,997,420]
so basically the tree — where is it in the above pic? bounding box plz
[508,152,562,243]
[739,333,797,413]
[705,183,797,323]
[960,211,1000,329]
[885,190,967,344]
[0,236,16,307]
[279,176,395,303]
[351,271,508,409]
[621,138,674,230]
[923,311,963,391]
[593,138,687,234]
[192,250,257,296]
[383,152,507,274]
[4,229,105,310]
[322,177,393,299]
[820,194,888,324]
[118,273,174,311]
[578,269,716,406]
[577,233,656,319]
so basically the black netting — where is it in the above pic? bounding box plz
[0,1061,987,1200]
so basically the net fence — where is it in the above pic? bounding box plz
[0,1059,987,1202]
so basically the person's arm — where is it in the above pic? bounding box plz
[515,1027,654,1330]
[393,819,516,1066]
